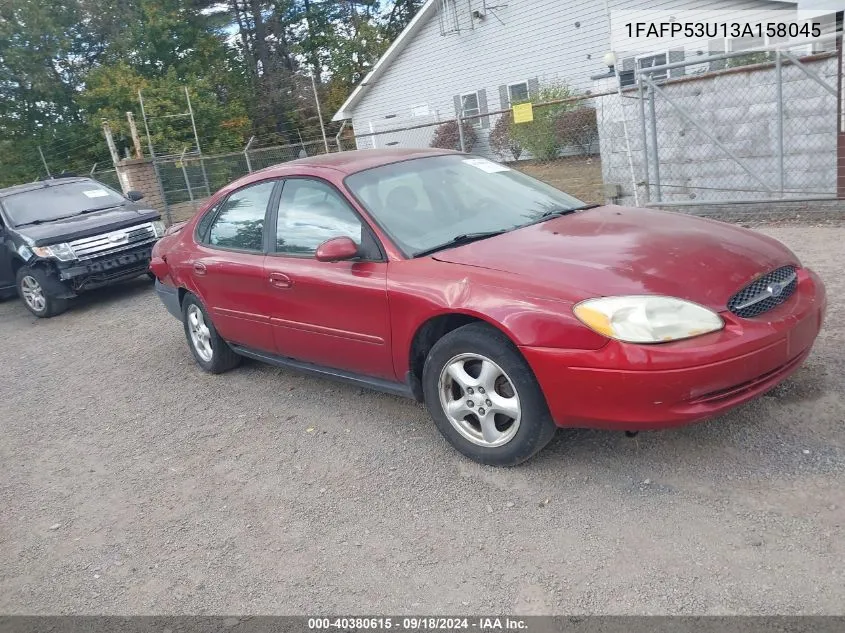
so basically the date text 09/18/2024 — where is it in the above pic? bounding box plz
[307,617,529,631]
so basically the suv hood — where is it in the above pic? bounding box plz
[13,204,160,246]
[432,206,798,311]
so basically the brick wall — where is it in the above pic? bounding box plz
[115,158,166,215]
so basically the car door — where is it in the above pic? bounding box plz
[0,211,16,292]
[187,179,278,352]
[263,177,394,381]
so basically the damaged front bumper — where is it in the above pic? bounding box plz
[56,244,154,292]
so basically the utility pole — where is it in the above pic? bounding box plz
[311,72,330,153]
[126,112,143,159]
[37,146,52,178]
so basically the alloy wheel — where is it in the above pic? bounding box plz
[438,353,521,448]
[187,304,214,362]
[21,276,46,313]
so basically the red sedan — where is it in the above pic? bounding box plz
[150,149,826,466]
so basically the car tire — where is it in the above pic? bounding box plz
[16,266,69,318]
[181,293,241,374]
[422,322,557,466]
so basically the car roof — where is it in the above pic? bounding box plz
[254,147,460,177]
[0,177,92,199]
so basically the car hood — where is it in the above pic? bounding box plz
[431,206,798,310]
[13,204,160,246]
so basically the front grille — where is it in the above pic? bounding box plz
[727,265,798,318]
[69,222,157,260]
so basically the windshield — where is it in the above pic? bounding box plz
[344,154,584,256]
[2,180,127,227]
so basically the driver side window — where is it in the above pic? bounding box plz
[275,179,362,256]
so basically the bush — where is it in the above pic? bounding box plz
[489,113,522,161]
[430,119,477,152]
[554,107,598,156]
[509,82,577,161]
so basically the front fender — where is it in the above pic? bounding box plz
[388,266,608,379]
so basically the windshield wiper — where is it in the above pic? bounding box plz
[413,230,508,258]
[542,203,602,218]
[521,203,603,227]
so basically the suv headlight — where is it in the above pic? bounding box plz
[574,296,724,344]
[32,243,76,262]
[152,220,166,237]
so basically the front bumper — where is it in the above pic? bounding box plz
[57,244,155,290]
[522,268,827,430]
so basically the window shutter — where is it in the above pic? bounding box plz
[478,89,489,128]
[499,84,509,110]
[669,49,685,78]
[453,94,462,117]
[528,77,540,101]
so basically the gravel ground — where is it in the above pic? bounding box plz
[1,225,843,616]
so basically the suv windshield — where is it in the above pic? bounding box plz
[2,180,127,227]
[344,154,585,256]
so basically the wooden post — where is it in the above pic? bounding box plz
[127,112,143,159]
[102,119,120,166]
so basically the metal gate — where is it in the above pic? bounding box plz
[635,31,843,205]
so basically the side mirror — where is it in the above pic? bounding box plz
[315,236,358,262]
[127,190,145,202]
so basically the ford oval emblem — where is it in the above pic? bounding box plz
[767,281,784,297]
[108,232,126,243]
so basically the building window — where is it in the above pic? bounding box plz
[508,82,530,105]
[637,53,668,81]
[461,92,481,119]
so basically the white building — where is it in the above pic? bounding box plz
[332,0,799,154]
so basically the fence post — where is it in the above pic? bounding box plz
[311,72,330,154]
[775,50,784,198]
[101,120,121,167]
[126,112,143,159]
[455,102,466,153]
[243,136,255,173]
[637,74,651,203]
[179,147,194,202]
[37,146,52,178]
[647,80,662,203]
[185,86,211,197]
[138,89,173,225]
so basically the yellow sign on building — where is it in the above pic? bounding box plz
[512,102,534,124]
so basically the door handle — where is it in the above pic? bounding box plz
[269,272,293,289]
[193,262,207,276]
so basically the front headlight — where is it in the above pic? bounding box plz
[31,243,76,262]
[151,220,166,238]
[574,295,724,344]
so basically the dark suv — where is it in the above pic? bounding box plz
[0,177,164,317]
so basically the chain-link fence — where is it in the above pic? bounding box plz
[349,30,843,208]
[609,30,844,205]
[155,139,330,221]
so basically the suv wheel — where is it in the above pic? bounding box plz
[422,323,557,466]
[181,293,241,374]
[16,266,68,318]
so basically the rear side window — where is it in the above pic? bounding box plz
[206,180,276,252]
